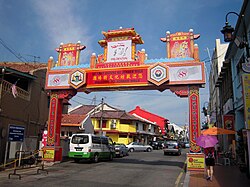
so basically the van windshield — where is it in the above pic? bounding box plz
[71,135,89,144]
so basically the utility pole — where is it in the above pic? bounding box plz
[100,98,104,136]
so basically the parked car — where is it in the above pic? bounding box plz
[149,141,164,150]
[126,142,153,152]
[184,142,190,148]
[163,140,181,156]
[114,143,129,157]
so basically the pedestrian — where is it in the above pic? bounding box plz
[204,146,215,181]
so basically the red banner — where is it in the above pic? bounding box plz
[223,115,234,130]
[47,95,58,146]
[189,86,201,153]
[86,68,148,87]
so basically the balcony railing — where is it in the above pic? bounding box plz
[1,80,30,100]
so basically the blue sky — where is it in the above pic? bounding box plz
[0,0,243,125]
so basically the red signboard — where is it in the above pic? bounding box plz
[170,36,191,58]
[47,95,58,146]
[189,86,201,153]
[223,115,234,130]
[86,68,148,87]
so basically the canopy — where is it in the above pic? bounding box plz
[201,127,235,135]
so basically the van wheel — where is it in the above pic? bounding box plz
[74,158,80,163]
[93,154,99,163]
[109,153,113,161]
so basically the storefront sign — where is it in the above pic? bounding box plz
[242,74,250,129]
[223,115,234,130]
[189,86,201,153]
[8,125,25,142]
[43,148,55,162]
[187,153,205,171]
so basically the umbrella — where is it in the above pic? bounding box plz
[202,127,235,135]
[196,134,218,148]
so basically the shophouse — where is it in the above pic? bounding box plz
[129,106,170,136]
[67,103,158,144]
[0,62,49,165]
[218,0,250,176]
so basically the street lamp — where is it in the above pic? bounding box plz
[221,12,250,59]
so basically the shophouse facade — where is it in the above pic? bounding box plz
[0,62,49,165]
[129,106,170,136]
[215,0,250,176]
[67,103,159,145]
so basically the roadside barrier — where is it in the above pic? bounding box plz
[2,149,49,180]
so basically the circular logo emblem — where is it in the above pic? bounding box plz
[177,68,188,80]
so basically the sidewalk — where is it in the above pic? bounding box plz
[183,165,250,187]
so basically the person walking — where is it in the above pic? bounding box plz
[204,146,215,181]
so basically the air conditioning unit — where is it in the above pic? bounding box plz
[111,119,117,129]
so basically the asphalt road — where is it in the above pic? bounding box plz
[0,149,188,187]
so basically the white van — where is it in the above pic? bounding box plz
[69,133,115,163]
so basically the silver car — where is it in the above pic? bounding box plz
[163,140,181,156]
[126,142,153,152]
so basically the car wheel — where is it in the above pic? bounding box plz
[109,153,113,161]
[93,154,99,163]
[120,152,124,157]
[129,148,134,152]
[147,148,152,152]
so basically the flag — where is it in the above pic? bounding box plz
[11,83,18,98]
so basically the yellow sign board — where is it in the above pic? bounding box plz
[43,148,55,162]
[187,153,205,171]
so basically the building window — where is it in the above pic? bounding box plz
[98,120,107,128]
[119,135,127,138]
[136,122,138,130]
[61,131,65,136]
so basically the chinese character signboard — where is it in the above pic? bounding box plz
[242,74,250,129]
[189,86,201,153]
[47,94,58,146]
[107,40,132,62]
[86,67,148,88]
[56,43,86,67]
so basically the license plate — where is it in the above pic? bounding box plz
[168,146,174,149]
[75,147,83,151]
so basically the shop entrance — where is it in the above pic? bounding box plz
[45,28,205,161]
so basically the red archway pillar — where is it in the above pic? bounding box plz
[188,86,201,153]
[45,90,76,162]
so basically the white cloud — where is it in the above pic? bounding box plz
[29,0,92,63]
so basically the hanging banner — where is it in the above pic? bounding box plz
[223,115,234,130]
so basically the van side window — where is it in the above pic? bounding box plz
[101,137,109,145]
[92,136,101,144]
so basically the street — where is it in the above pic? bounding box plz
[0,149,188,187]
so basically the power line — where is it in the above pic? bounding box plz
[0,37,29,62]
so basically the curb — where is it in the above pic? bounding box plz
[183,171,190,187]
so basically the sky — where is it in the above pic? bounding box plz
[0,0,243,125]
